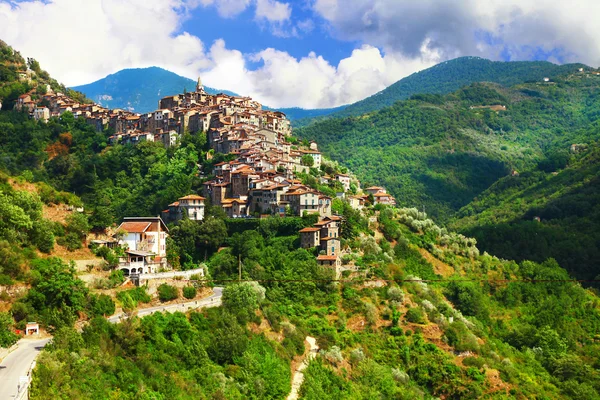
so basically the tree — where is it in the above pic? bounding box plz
[301,154,315,167]
[87,294,115,317]
[16,258,88,328]
[222,281,266,324]
[197,217,228,259]
[0,312,18,347]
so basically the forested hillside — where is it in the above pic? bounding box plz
[2,40,600,400]
[296,71,600,222]
[451,142,600,282]
[328,56,588,119]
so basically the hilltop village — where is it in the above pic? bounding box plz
[13,76,396,274]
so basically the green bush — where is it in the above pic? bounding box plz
[157,284,179,302]
[405,307,426,324]
[183,286,197,299]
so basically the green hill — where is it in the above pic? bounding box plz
[328,56,588,119]
[295,71,600,222]
[450,142,600,281]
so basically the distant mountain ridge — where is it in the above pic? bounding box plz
[328,56,588,118]
[71,67,238,113]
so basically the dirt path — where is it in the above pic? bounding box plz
[287,336,319,400]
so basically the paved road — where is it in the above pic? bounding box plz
[0,338,50,400]
[107,286,223,323]
[0,288,223,398]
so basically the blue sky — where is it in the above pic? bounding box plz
[0,0,598,108]
[180,2,358,68]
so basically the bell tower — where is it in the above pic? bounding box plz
[196,76,204,93]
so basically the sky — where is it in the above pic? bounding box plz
[0,0,599,109]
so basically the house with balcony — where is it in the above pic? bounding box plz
[116,217,169,276]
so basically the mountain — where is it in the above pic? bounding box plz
[71,66,238,113]
[327,56,588,119]
[73,66,343,119]
[450,141,600,282]
[295,69,600,223]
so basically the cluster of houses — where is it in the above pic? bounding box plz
[20,77,396,276]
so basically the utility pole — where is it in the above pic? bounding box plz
[238,254,242,282]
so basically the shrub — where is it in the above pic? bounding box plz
[87,294,115,317]
[391,368,410,384]
[387,286,404,302]
[350,348,365,365]
[321,345,343,365]
[183,285,197,299]
[405,307,426,324]
[444,321,480,352]
[157,284,178,302]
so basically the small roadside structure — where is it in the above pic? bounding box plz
[25,322,39,335]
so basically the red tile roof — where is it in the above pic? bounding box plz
[119,221,151,233]
[299,227,320,233]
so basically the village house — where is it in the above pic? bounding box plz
[282,189,320,216]
[163,194,206,222]
[335,173,351,192]
[321,236,341,256]
[373,191,396,206]
[115,217,169,276]
[302,149,322,168]
[318,195,332,217]
[299,227,321,248]
[365,186,386,195]
[33,105,50,122]
[347,195,365,210]
[316,255,341,274]
[221,198,249,218]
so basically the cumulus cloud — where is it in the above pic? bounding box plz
[312,0,600,66]
[196,0,251,18]
[0,0,210,85]
[255,0,291,23]
[2,0,600,110]
[204,41,439,108]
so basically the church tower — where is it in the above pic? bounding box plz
[196,76,204,93]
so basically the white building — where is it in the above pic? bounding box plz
[33,106,50,122]
[116,217,169,275]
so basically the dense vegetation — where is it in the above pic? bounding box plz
[30,207,600,399]
[296,72,600,223]
[328,56,588,119]
[451,142,600,282]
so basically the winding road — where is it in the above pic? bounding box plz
[0,338,50,400]
[0,287,223,398]
[106,286,223,323]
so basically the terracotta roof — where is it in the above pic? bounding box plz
[313,220,331,226]
[321,237,339,241]
[317,255,338,261]
[299,227,320,233]
[119,221,151,233]
[179,194,206,200]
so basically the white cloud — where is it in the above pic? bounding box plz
[255,0,291,23]
[0,0,210,85]
[312,0,600,66]
[203,41,439,108]
[196,0,251,18]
